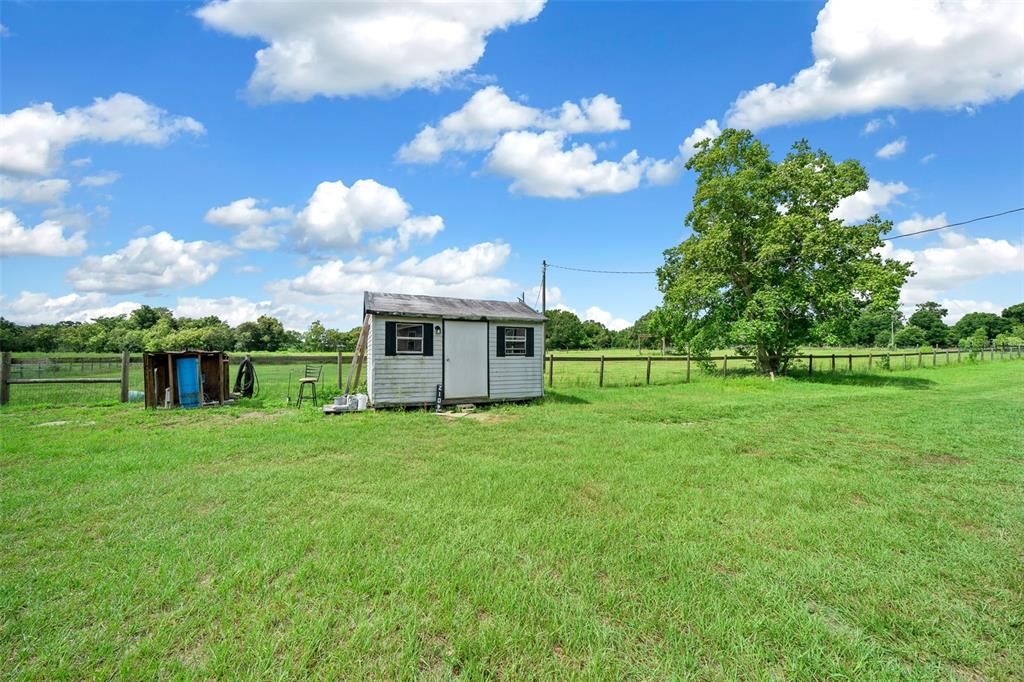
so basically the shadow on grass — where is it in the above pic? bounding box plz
[789,372,937,390]
[541,391,591,405]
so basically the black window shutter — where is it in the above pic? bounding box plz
[495,326,505,357]
[422,323,433,356]
[385,321,397,356]
[526,327,534,357]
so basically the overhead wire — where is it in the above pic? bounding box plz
[881,206,1022,240]
[544,206,1022,274]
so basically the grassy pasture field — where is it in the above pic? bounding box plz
[1,360,1022,678]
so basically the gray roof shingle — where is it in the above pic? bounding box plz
[363,291,545,322]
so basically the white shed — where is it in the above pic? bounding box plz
[362,291,546,407]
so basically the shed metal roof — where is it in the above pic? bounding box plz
[364,291,546,322]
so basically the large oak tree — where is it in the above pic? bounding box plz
[657,129,911,374]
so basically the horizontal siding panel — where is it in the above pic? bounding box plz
[368,315,442,405]
[370,315,544,404]
[489,321,544,400]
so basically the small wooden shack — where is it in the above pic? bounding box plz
[143,351,229,409]
[361,291,546,407]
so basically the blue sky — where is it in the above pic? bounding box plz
[1,0,1022,330]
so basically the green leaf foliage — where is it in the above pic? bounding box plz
[658,129,911,373]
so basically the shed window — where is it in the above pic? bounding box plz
[396,323,424,354]
[504,327,528,356]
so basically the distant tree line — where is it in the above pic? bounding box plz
[0,305,361,353]
[2,301,1021,354]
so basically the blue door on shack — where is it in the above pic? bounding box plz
[176,357,201,408]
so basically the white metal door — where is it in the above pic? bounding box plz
[444,321,488,399]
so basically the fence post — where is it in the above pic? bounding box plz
[957,348,961,363]
[645,356,651,385]
[848,354,853,372]
[903,353,908,370]
[722,355,728,378]
[599,355,605,387]
[831,353,836,372]
[868,352,872,370]
[808,353,813,375]
[548,354,554,387]
[0,352,10,406]
[932,348,936,367]
[120,350,130,402]
[337,350,344,389]
[686,354,691,383]
[990,345,995,361]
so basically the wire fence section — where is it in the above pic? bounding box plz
[1,347,1021,407]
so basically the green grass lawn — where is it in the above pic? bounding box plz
[2,361,1022,678]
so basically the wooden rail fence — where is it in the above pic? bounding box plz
[1,350,131,406]
[2,346,1020,404]
[542,345,1023,387]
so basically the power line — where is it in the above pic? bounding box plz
[547,263,656,275]
[545,207,1023,276]
[881,206,1022,241]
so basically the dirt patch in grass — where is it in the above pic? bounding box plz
[950,663,986,682]
[437,410,516,425]
[148,409,289,429]
[32,420,96,428]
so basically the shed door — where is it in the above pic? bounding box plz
[444,321,488,399]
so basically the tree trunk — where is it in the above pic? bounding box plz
[755,343,785,375]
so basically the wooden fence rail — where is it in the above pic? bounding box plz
[543,345,1022,387]
[2,345,1020,404]
[0,351,131,406]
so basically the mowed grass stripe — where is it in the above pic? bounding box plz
[1,362,1021,678]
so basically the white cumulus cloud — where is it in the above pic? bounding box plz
[863,114,896,134]
[0,290,140,324]
[294,179,412,250]
[66,231,232,293]
[196,0,545,101]
[486,130,647,199]
[584,305,631,331]
[0,176,71,204]
[277,240,516,312]
[205,197,293,250]
[725,0,1024,130]
[398,86,629,163]
[80,171,121,187]
[646,118,722,186]
[174,295,317,330]
[395,241,510,283]
[881,231,1024,303]
[0,208,86,257]
[895,212,947,237]
[875,137,907,159]
[831,179,909,223]
[0,93,204,175]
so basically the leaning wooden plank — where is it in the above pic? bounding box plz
[344,314,370,395]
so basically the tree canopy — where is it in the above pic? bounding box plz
[907,302,950,347]
[657,129,911,373]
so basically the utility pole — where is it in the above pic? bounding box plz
[541,260,547,314]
